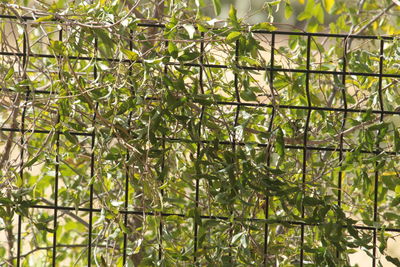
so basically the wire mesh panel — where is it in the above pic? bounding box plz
[1,12,400,267]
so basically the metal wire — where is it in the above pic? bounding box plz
[87,37,99,267]
[1,14,400,266]
[263,32,275,267]
[51,28,63,267]
[193,31,205,265]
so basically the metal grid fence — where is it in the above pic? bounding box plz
[1,13,400,266]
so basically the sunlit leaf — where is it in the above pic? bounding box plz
[324,0,335,13]
[285,2,293,19]
[212,0,221,15]
[226,31,241,43]
[183,24,196,39]
[251,22,276,31]
[121,48,139,61]
[275,127,285,157]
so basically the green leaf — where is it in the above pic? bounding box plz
[0,197,13,205]
[93,29,113,47]
[64,131,79,144]
[275,127,285,157]
[298,0,315,21]
[93,28,113,56]
[313,3,324,24]
[0,206,6,218]
[382,175,396,190]
[232,232,244,244]
[323,0,334,13]
[167,42,178,58]
[347,224,360,240]
[297,11,312,21]
[25,155,40,168]
[178,51,200,62]
[35,15,54,23]
[240,56,260,66]
[251,22,276,31]
[197,23,208,33]
[5,67,14,81]
[226,31,241,43]
[35,222,54,233]
[50,40,66,55]
[304,0,315,13]
[229,5,237,22]
[211,0,221,15]
[118,219,130,234]
[394,129,400,152]
[265,166,285,176]
[121,48,139,61]
[386,256,400,267]
[368,122,388,131]
[268,0,281,6]
[240,233,248,248]
[303,196,323,206]
[183,24,196,39]
[111,200,124,207]
[0,247,5,259]
[284,2,293,19]
[193,94,214,105]
[117,97,134,115]
[15,174,23,187]
[391,196,400,207]
[240,89,257,101]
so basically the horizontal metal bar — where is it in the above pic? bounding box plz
[253,30,396,40]
[2,91,399,116]
[0,127,92,136]
[0,51,105,61]
[164,137,397,155]
[0,14,397,263]
[0,127,395,155]
[2,204,392,233]
[1,87,51,94]
[215,101,400,115]
[0,14,396,40]
[2,51,398,78]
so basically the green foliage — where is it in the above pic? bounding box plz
[0,0,400,266]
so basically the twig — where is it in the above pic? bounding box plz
[354,3,396,35]
[39,198,89,228]
[1,1,141,29]
[0,243,120,265]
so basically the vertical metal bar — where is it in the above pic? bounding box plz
[5,24,396,267]
[263,32,275,267]
[88,37,98,267]
[52,28,63,267]
[338,40,348,212]
[300,35,312,267]
[159,43,168,262]
[123,29,134,266]
[159,135,165,262]
[336,38,348,262]
[228,39,241,263]
[372,39,385,267]
[232,38,241,149]
[122,137,130,262]
[16,20,28,267]
[193,32,205,265]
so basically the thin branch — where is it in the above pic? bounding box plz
[1,1,141,29]
[39,198,90,228]
[0,243,120,265]
[354,3,396,35]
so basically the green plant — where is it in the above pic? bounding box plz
[0,0,400,266]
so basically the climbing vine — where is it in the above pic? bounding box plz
[0,0,400,266]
